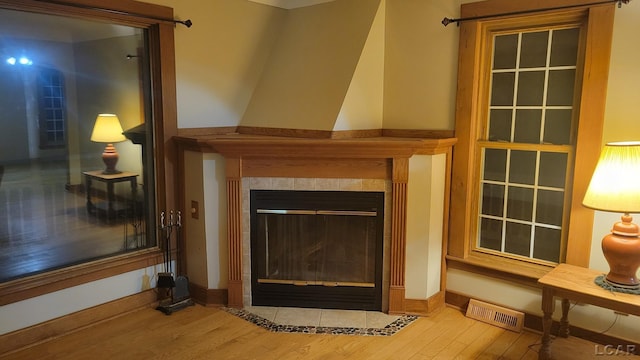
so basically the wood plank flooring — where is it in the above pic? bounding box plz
[5,304,635,359]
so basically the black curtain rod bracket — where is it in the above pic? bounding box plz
[442,0,629,27]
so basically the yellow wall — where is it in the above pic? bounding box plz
[149,0,286,128]
[241,0,380,130]
[333,0,385,131]
[383,0,462,130]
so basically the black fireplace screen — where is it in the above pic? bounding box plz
[250,190,384,310]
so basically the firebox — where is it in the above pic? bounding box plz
[250,190,384,310]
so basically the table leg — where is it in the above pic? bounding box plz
[559,298,570,338]
[540,287,555,360]
[85,176,94,213]
[107,182,115,218]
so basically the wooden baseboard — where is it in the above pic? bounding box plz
[189,282,227,307]
[0,289,158,355]
[405,291,446,316]
[445,290,639,350]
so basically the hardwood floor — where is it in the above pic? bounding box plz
[5,304,636,359]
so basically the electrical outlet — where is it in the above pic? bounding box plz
[191,200,199,219]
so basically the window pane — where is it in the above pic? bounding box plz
[505,222,531,257]
[482,183,504,217]
[488,109,512,142]
[514,109,541,144]
[547,69,575,106]
[483,148,507,182]
[517,71,545,106]
[533,227,561,262]
[491,72,515,106]
[507,186,534,221]
[543,109,572,145]
[520,31,548,68]
[480,218,502,251]
[494,34,518,69]
[539,152,567,188]
[536,189,564,226]
[550,28,579,67]
[509,150,536,185]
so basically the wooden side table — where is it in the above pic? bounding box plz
[538,263,640,359]
[83,170,138,219]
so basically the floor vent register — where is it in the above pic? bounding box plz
[465,298,524,333]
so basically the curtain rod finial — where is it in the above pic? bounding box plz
[442,17,454,26]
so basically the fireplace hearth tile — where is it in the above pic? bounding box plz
[274,307,322,327]
[223,307,418,336]
[320,309,366,328]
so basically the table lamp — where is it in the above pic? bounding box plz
[90,113,126,174]
[583,141,640,289]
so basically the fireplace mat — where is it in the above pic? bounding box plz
[223,307,418,336]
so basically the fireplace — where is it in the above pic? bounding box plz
[175,133,455,314]
[250,190,384,310]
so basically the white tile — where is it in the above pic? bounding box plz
[319,309,366,328]
[365,311,400,329]
[273,307,322,326]
[244,306,278,322]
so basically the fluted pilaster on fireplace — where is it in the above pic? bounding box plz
[389,158,408,314]
[226,158,244,308]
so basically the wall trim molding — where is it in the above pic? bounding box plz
[405,290,446,316]
[189,282,228,307]
[0,289,158,356]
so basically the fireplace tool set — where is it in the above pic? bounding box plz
[156,210,194,315]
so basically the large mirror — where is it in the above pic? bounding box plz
[0,7,157,283]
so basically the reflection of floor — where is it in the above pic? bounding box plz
[0,160,143,282]
[225,306,418,336]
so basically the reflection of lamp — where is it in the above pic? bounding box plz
[583,141,640,289]
[90,113,126,174]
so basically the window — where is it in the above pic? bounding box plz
[38,68,66,148]
[478,27,579,264]
[448,1,616,277]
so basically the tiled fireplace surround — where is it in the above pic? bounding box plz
[176,134,455,315]
[241,176,392,310]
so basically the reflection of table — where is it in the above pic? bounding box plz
[83,170,138,219]
[538,263,640,359]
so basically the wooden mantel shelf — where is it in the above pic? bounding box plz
[173,134,457,158]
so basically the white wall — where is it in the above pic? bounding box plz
[405,154,446,299]
[202,153,228,289]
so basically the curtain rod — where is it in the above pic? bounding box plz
[442,0,629,27]
[33,0,192,28]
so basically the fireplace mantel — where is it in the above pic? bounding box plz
[174,133,456,158]
[174,132,457,315]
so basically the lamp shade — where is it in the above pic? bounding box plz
[582,141,640,213]
[90,113,126,143]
